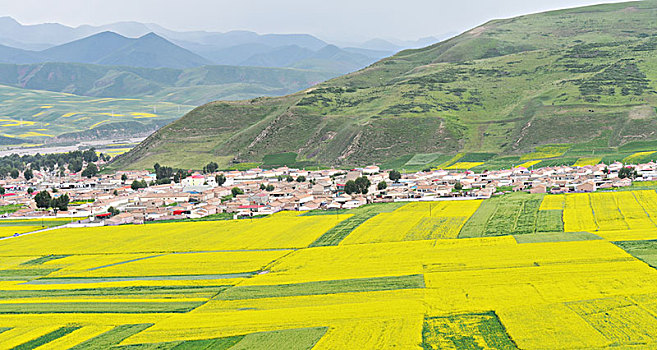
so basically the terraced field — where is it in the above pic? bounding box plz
[2,193,657,348]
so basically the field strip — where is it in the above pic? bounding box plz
[23,273,257,285]
[87,254,166,271]
[0,298,207,303]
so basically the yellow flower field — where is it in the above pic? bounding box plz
[444,162,484,170]
[573,157,601,167]
[1,192,657,348]
[341,201,481,244]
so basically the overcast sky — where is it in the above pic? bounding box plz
[0,0,629,42]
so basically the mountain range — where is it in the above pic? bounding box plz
[114,0,657,170]
[0,17,449,74]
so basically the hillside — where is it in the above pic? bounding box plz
[0,62,336,105]
[115,1,657,170]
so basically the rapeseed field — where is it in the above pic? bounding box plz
[1,192,657,348]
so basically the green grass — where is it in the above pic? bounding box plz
[229,327,327,350]
[144,213,234,224]
[0,285,228,299]
[421,312,517,350]
[0,302,204,314]
[216,274,424,300]
[459,193,562,238]
[20,255,70,266]
[514,231,601,244]
[614,240,657,268]
[0,268,59,278]
[12,326,81,350]
[112,327,327,350]
[0,204,22,215]
[308,202,406,246]
[69,324,154,350]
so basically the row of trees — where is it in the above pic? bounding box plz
[34,191,69,211]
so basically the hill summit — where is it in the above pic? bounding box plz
[116,1,657,170]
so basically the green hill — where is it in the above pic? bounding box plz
[115,1,657,170]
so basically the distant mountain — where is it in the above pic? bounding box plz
[0,17,439,74]
[0,61,337,105]
[38,32,212,69]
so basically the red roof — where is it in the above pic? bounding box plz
[191,175,204,179]
[2,193,16,197]
[96,213,111,217]
[173,210,186,215]
[238,205,265,209]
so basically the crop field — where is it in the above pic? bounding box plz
[0,85,192,143]
[2,192,657,348]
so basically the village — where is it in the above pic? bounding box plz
[0,160,654,226]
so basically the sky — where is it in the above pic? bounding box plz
[0,0,630,42]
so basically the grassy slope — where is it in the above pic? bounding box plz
[117,1,657,169]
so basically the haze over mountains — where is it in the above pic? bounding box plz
[116,1,657,170]
[0,16,449,73]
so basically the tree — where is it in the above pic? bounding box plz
[27,187,34,194]
[9,168,19,179]
[296,176,306,182]
[265,184,275,192]
[131,180,147,190]
[113,189,118,196]
[68,159,83,173]
[355,176,371,194]
[34,191,52,209]
[82,148,98,163]
[121,174,128,182]
[231,187,244,196]
[82,163,98,178]
[24,169,33,181]
[260,183,266,190]
[108,206,120,216]
[286,175,294,182]
[454,181,463,191]
[215,174,226,186]
[0,187,5,195]
[389,170,402,182]
[378,181,388,191]
[205,162,219,174]
[52,194,69,211]
[344,180,358,195]
[619,166,638,180]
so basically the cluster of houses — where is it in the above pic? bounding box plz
[0,161,654,225]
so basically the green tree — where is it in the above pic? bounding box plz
[34,191,52,209]
[389,170,402,182]
[231,187,244,196]
[82,163,99,178]
[82,148,98,163]
[121,174,128,182]
[108,206,120,216]
[265,184,275,192]
[52,194,69,211]
[296,175,306,182]
[205,162,219,173]
[378,181,388,191]
[68,159,83,173]
[24,169,33,181]
[215,174,226,186]
[9,168,19,179]
[344,180,358,195]
[286,175,294,182]
[618,166,638,179]
[454,181,463,191]
[27,187,34,194]
[355,176,371,194]
[0,187,5,195]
